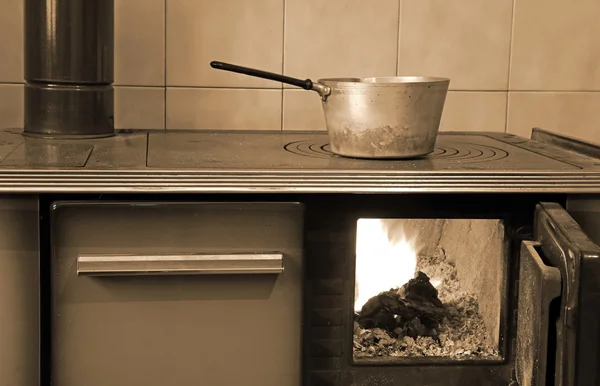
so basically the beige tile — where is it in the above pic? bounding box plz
[507,92,600,143]
[166,88,282,130]
[283,90,506,132]
[510,1,600,90]
[114,87,165,129]
[0,84,23,128]
[115,0,165,86]
[0,0,23,82]
[398,0,512,90]
[284,0,399,86]
[282,90,326,131]
[166,0,283,88]
[439,92,507,132]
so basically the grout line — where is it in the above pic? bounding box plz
[2,82,600,93]
[160,85,282,90]
[501,90,600,93]
[504,92,510,134]
[395,0,402,76]
[280,0,286,131]
[111,84,166,88]
[163,88,167,130]
[163,0,167,130]
[3,81,600,93]
[280,88,284,132]
[504,0,517,133]
[157,87,600,93]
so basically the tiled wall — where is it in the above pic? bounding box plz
[1,0,599,143]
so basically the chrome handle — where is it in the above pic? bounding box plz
[76,253,284,276]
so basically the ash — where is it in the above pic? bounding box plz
[353,248,499,359]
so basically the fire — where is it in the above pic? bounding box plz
[354,219,418,312]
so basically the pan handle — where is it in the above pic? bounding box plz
[210,61,331,101]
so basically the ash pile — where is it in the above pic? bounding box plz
[353,248,498,359]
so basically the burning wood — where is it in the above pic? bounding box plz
[353,249,499,359]
[356,272,444,339]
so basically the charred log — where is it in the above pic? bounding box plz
[355,271,444,339]
[401,271,444,308]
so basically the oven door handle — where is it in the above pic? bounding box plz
[76,253,284,276]
[515,240,562,386]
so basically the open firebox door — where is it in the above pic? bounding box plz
[516,202,600,386]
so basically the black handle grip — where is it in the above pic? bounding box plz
[210,61,313,90]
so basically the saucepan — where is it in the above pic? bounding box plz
[210,61,450,159]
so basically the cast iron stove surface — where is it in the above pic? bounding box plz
[0,128,599,193]
[146,131,578,170]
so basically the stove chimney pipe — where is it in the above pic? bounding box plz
[24,0,115,138]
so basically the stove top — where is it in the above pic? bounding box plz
[0,128,599,193]
[147,131,579,171]
[0,129,596,171]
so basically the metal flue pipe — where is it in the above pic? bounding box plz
[23,0,115,138]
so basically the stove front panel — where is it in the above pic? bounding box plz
[0,197,39,386]
[49,201,304,386]
[42,193,600,386]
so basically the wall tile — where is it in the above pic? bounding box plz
[0,0,597,145]
[283,90,506,132]
[115,87,165,129]
[115,0,165,86]
[282,90,326,131]
[0,0,23,82]
[398,0,513,90]
[439,92,507,132]
[167,0,284,88]
[166,88,282,130]
[507,92,600,143]
[0,84,23,129]
[510,0,600,91]
[284,0,399,86]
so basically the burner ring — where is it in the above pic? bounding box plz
[284,140,509,163]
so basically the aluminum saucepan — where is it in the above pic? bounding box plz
[210,61,450,159]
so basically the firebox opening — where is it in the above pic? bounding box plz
[353,218,504,362]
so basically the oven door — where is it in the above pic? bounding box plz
[516,202,600,386]
[49,201,304,386]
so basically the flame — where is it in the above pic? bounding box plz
[354,219,418,312]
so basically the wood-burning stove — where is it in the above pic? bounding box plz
[1,127,599,386]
